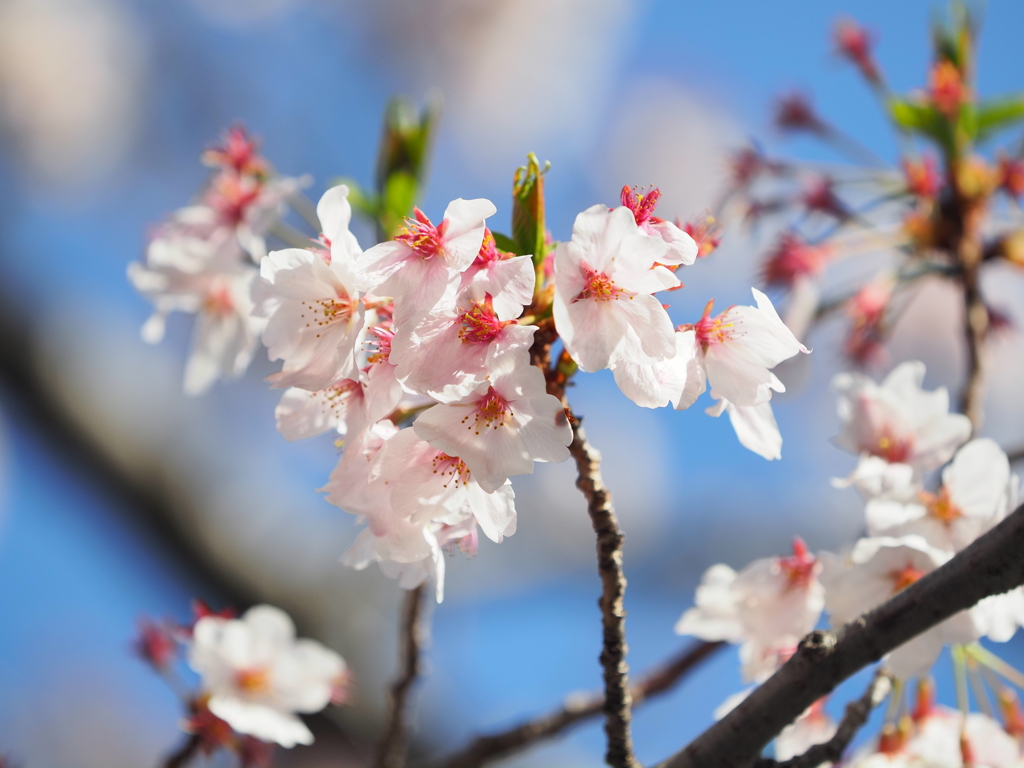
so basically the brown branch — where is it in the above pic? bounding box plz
[568,417,641,768]
[754,671,891,768]
[657,499,1024,768]
[375,584,427,768]
[436,641,725,768]
[960,262,989,432]
[160,734,201,768]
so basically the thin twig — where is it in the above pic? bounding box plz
[436,641,725,768]
[375,584,427,768]
[568,417,641,768]
[960,262,989,432]
[657,499,1024,768]
[160,734,201,768]
[755,671,892,768]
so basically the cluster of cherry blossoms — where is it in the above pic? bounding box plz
[677,361,1024,765]
[135,601,347,763]
[130,130,812,605]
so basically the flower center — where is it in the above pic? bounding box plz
[461,388,511,434]
[692,299,737,347]
[432,453,471,488]
[919,487,961,525]
[458,297,513,344]
[778,537,817,589]
[204,284,235,315]
[235,667,271,695]
[621,185,662,226]
[577,266,625,302]
[396,207,444,259]
[366,326,394,365]
[474,229,512,266]
[871,429,913,464]
[890,564,925,593]
[300,294,357,338]
[206,174,261,226]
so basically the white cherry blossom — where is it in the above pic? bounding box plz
[553,204,677,373]
[359,199,497,324]
[821,536,975,679]
[833,361,972,486]
[188,604,346,748]
[412,362,572,492]
[128,241,264,395]
[866,438,1015,552]
[460,230,537,321]
[775,700,838,762]
[676,539,824,681]
[611,329,705,409]
[389,291,536,402]
[683,288,809,408]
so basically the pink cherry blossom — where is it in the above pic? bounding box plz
[553,204,677,372]
[676,539,824,681]
[389,291,536,402]
[706,394,783,461]
[684,288,809,408]
[412,362,572,492]
[460,230,537,321]
[188,605,347,748]
[359,199,497,324]
[611,329,706,410]
[833,361,972,490]
[775,700,839,762]
[620,186,698,266]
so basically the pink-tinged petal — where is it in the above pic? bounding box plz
[275,385,355,441]
[611,233,671,287]
[358,241,413,292]
[386,257,459,325]
[704,341,778,407]
[559,296,630,372]
[613,329,704,409]
[673,331,707,410]
[513,394,572,464]
[569,204,616,258]
[316,185,363,267]
[364,363,403,427]
[945,438,1009,518]
[612,293,677,362]
[467,255,536,321]
[208,698,314,747]
[265,304,365,390]
[441,198,497,271]
[259,248,341,302]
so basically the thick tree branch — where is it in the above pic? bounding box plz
[754,671,891,768]
[375,584,427,768]
[436,641,725,768]
[568,417,640,768]
[160,734,201,768]
[658,500,1024,768]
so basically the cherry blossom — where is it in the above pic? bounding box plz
[255,186,366,392]
[359,199,497,323]
[676,539,824,681]
[866,438,1015,552]
[611,329,704,409]
[775,700,838,761]
[553,204,676,372]
[389,289,536,402]
[412,362,572,492]
[821,536,975,679]
[128,239,264,395]
[619,186,698,267]
[188,605,347,748]
[460,230,537,321]
[833,361,972,492]
[683,288,809,408]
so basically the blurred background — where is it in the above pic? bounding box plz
[3,0,1024,766]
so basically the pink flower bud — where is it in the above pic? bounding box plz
[833,18,881,84]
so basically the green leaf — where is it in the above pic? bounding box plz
[512,153,550,266]
[888,97,955,154]
[491,232,518,253]
[975,96,1024,142]
[379,171,417,240]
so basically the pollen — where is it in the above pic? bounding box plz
[431,453,471,488]
[396,207,444,259]
[235,667,271,695]
[577,267,624,302]
[461,388,510,434]
[693,300,737,347]
[890,564,925,593]
[920,487,961,525]
[459,297,513,344]
[871,429,913,464]
[301,294,357,338]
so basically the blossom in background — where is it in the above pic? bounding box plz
[359,199,497,324]
[821,536,974,679]
[865,438,1015,552]
[676,539,824,681]
[833,361,972,495]
[553,204,676,372]
[775,700,838,761]
[188,604,347,748]
[413,362,572,492]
